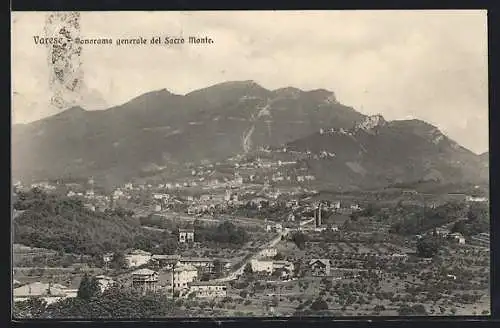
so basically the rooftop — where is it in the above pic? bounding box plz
[128,249,152,256]
[309,259,330,266]
[189,281,227,287]
[132,268,158,276]
[14,282,69,297]
[174,264,198,272]
[151,254,181,260]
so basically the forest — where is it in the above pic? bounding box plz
[13,188,177,256]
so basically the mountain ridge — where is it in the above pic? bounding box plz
[12,81,487,189]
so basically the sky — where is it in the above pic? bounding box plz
[11,10,488,154]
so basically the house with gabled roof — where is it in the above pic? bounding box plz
[309,259,331,276]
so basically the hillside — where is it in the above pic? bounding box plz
[12,81,488,190]
[12,81,364,186]
[12,188,176,256]
[279,115,488,190]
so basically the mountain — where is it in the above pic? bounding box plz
[479,151,489,168]
[280,115,489,189]
[12,81,365,186]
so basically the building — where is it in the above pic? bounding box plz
[112,189,124,200]
[466,196,488,202]
[350,204,361,211]
[132,268,158,293]
[449,232,466,245]
[266,223,283,233]
[434,227,450,238]
[187,281,228,298]
[153,193,170,201]
[178,228,195,243]
[390,253,409,262]
[13,282,77,305]
[150,254,181,269]
[273,260,294,273]
[330,225,339,232]
[95,275,115,293]
[309,259,331,276]
[178,257,226,273]
[259,248,278,258]
[84,203,96,212]
[172,264,198,291]
[251,259,274,273]
[125,249,152,268]
[102,252,114,264]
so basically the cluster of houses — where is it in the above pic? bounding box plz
[418,227,466,245]
[101,249,233,299]
[13,275,114,305]
[129,256,231,298]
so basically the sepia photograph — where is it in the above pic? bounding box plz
[11,10,490,319]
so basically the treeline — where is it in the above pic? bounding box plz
[388,202,469,236]
[193,220,249,246]
[13,287,177,319]
[13,188,177,257]
[451,203,489,236]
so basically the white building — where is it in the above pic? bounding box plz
[132,269,158,293]
[102,252,114,264]
[153,193,170,201]
[125,249,152,268]
[95,275,115,293]
[13,282,77,305]
[259,248,278,258]
[331,201,341,210]
[172,264,198,290]
[350,204,361,211]
[251,259,274,273]
[187,282,227,298]
[450,232,466,245]
[273,260,294,273]
[179,228,195,243]
[113,189,124,200]
[466,196,488,202]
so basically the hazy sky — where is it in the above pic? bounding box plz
[11,10,488,153]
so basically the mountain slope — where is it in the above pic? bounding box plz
[12,81,365,185]
[281,115,488,189]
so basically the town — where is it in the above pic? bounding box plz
[12,156,490,318]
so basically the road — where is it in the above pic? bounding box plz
[214,228,291,282]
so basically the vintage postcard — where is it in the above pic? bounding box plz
[11,10,489,319]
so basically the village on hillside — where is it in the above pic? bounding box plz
[12,162,490,317]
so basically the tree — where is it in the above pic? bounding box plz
[200,272,211,281]
[273,252,285,260]
[291,232,307,250]
[77,274,101,300]
[310,298,329,311]
[110,251,128,270]
[213,259,223,278]
[13,298,47,318]
[416,236,440,258]
[243,263,253,276]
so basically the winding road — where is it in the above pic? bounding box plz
[215,228,291,282]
